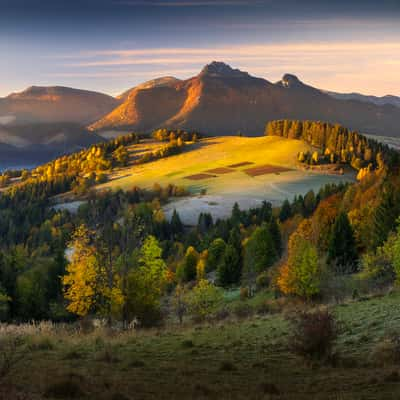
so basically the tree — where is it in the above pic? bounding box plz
[171,284,188,324]
[242,224,277,296]
[187,279,223,321]
[206,238,226,272]
[170,209,183,238]
[125,236,168,326]
[62,225,100,317]
[217,245,241,287]
[278,238,322,300]
[177,246,199,282]
[372,185,400,248]
[391,219,400,285]
[327,212,358,274]
[244,224,277,273]
[279,199,292,222]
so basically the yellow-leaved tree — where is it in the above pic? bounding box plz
[62,225,99,317]
[63,224,124,319]
[278,219,322,300]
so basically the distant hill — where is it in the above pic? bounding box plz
[0,86,120,126]
[90,62,400,137]
[325,91,400,109]
[0,86,116,164]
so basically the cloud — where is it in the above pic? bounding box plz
[51,40,400,96]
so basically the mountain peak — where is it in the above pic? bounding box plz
[280,74,303,88]
[200,61,249,78]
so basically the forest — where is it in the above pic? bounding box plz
[0,121,398,329]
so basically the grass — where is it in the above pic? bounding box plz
[2,291,400,399]
[93,136,354,224]
[98,136,315,193]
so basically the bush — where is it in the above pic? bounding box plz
[232,302,254,319]
[288,308,338,362]
[256,271,270,290]
[240,287,249,300]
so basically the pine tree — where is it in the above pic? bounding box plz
[170,209,183,238]
[217,245,241,287]
[279,199,292,222]
[327,212,358,274]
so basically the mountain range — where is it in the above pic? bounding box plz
[0,62,399,168]
[90,62,400,137]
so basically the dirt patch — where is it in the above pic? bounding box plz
[184,173,217,181]
[244,164,292,177]
[205,167,235,174]
[228,161,254,168]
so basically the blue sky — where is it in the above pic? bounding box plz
[1,0,400,97]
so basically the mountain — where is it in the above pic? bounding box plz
[90,62,400,137]
[0,86,120,126]
[0,86,116,166]
[325,91,400,108]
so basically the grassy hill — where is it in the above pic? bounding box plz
[95,136,354,224]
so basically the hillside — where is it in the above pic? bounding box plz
[90,62,400,137]
[90,135,354,224]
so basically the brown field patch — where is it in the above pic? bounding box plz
[244,164,292,177]
[205,167,235,174]
[228,161,254,168]
[184,173,217,180]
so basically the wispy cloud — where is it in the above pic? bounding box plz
[52,41,400,96]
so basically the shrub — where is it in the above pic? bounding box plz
[288,308,338,362]
[240,287,249,300]
[232,302,254,319]
[187,279,223,321]
[256,271,270,290]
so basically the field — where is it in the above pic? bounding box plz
[2,291,400,400]
[96,136,354,224]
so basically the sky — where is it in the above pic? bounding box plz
[1,0,400,97]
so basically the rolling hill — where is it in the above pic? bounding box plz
[90,62,400,137]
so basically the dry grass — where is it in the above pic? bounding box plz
[1,292,400,399]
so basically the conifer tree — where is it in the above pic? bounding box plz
[327,212,358,274]
[217,245,241,287]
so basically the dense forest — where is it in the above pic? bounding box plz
[266,120,400,178]
[0,122,400,329]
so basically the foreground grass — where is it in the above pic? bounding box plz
[2,291,400,399]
